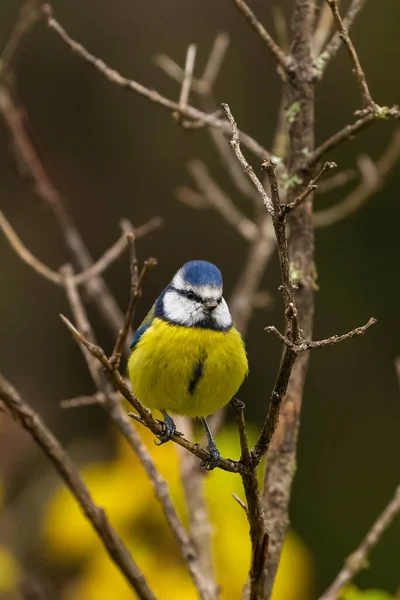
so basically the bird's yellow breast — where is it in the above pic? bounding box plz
[128,318,248,417]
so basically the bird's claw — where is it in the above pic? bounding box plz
[154,411,176,446]
[200,443,220,471]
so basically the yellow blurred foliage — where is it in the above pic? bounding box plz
[43,425,314,599]
[0,545,21,592]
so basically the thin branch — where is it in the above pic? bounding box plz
[314,0,367,78]
[0,84,124,335]
[155,37,263,203]
[265,317,377,351]
[174,417,219,600]
[221,104,274,215]
[305,106,400,169]
[200,32,230,93]
[110,240,157,367]
[281,161,336,214]
[316,169,358,194]
[183,159,259,241]
[0,209,63,285]
[174,44,197,122]
[319,485,400,600]
[315,130,400,227]
[41,4,268,160]
[231,399,269,600]
[59,313,244,474]
[229,215,276,334]
[0,374,156,600]
[312,2,335,59]
[0,209,160,287]
[0,0,41,78]
[60,392,106,409]
[326,0,375,109]
[232,0,292,76]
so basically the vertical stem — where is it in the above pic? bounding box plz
[263,1,317,597]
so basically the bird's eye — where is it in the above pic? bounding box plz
[217,297,222,304]
[186,291,196,300]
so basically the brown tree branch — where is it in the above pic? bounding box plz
[0,0,41,78]
[181,159,259,241]
[319,485,400,600]
[265,317,376,351]
[174,417,219,600]
[262,1,317,595]
[41,4,268,160]
[314,0,367,78]
[0,209,160,288]
[325,0,375,110]
[232,398,269,600]
[109,243,157,367]
[0,84,124,335]
[173,43,197,122]
[305,106,400,169]
[314,130,400,227]
[281,161,336,214]
[232,0,292,77]
[0,375,156,600]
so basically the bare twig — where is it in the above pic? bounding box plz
[315,131,400,227]
[312,2,335,59]
[0,84,124,334]
[319,485,400,600]
[200,32,230,93]
[265,317,376,351]
[155,36,262,203]
[314,0,367,78]
[281,161,336,214]
[231,398,269,600]
[41,4,268,160]
[232,0,292,76]
[0,374,156,600]
[174,44,197,122]
[316,169,358,194]
[0,209,160,288]
[183,160,258,241]
[305,106,400,169]
[60,392,106,409]
[109,238,157,367]
[229,216,275,334]
[174,417,218,600]
[221,104,274,215]
[326,0,375,110]
[0,0,41,78]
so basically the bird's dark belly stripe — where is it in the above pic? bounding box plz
[188,360,205,395]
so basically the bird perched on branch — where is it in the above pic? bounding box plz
[128,260,248,470]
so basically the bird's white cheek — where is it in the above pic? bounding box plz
[163,291,201,326]
[213,299,232,329]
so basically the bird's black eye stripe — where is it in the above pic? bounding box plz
[186,290,202,302]
[217,297,222,304]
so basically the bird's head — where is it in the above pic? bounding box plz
[156,260,232,330]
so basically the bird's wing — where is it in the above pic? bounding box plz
[129,303,156,351]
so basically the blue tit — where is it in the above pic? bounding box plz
[128,260,248,469]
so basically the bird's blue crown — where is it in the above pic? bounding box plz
[180,260,222,287]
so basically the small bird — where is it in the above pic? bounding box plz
[128,260,248,469]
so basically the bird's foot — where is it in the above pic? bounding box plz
[155,410,176,445]
[200,442,220,471]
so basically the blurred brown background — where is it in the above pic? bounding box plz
[0,0,399,597]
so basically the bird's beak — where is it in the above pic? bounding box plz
[204,299,218,311]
